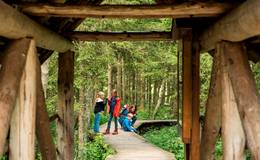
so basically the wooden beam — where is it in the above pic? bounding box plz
[200,51,222,160]
[36,58,57,160]
[57,51,74,160]
[190,43,200,160]
[200,0,260,51]
[218,42,245,160]
[20,2,233,18]
[0,0,73,52]
[182,29,192,144]
[222,41,260,159]
[68,31,173,41]
[0,39,31,155]
[9,39,37,160]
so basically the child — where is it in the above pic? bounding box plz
[129,105,137,126]
[93,91,107,133]
[119,104,129,127]
[122,113,137,132]
[104,89,121,135]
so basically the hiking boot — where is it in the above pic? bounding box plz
[112,129,118,135]
[103,129,110,135]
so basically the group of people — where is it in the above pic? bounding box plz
[93,89,137,135]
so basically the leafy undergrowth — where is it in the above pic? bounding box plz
[142,126,184,160]
[74,135,115,160]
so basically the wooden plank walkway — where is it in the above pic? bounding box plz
[101,120,176,160]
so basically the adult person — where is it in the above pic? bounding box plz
[104,89,121,135]
[93,91,107,133]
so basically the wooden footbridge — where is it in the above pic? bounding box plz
[0,0,260,159]
[102,120,177,160]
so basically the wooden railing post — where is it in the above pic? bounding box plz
[57,51,74,160]
[9,38,37,160]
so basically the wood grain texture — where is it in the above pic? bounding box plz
[200,0,260,51]
[57,51,74,160]
[9,39,37,160]
[0,0,73,52]
[222,41,260,159]
[219,42,245,160]
[21,2,232,18]
[0,39,31,155]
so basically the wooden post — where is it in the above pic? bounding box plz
[200,51,222,160]
[0,39,32,155]
[36,58,57,160]
[221,41,260,159]
[190,43,200,160]
[218,43,246,160]
[182,29,192,144]
[9,39,37,160]
[57,51,74,160]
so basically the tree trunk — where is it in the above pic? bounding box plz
[121,58,126,104]
[0,39,31,155]
[117,55,122,98]
[220,41,260,159]
[132,72,136,104]
[140,74,145,111]
[36,58,57,160]
[107,64,112,97]
[57,51,74,160]
[41,59,49,98]
[9,39,37,160]
[152,79,165,119]
[78,87,87,158]
[220,43,246,160]
[200,52,222,160]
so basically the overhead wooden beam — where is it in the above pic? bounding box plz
[68,31,173,41]
[200,0,260,51]
[20,2,233,18]
[0,0,73,52]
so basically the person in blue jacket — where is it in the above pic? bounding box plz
[122,113,137,132]
[119,104,129,127]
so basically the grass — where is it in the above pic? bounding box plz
[142,126,184,160]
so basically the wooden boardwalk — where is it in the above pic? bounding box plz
[101,120,176,160]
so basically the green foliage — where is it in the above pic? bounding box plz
[142,126,184,160]
[74,135,115,160]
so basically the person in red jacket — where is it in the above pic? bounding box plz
[104,89,121,135]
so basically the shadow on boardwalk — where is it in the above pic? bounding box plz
[101,120,176,160]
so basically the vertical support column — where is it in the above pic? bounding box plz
[200,50,222,160]
[220,41,260,159]
[0,39,31,155]
[218,43,245,160]
[190,43,200,160]
[182,29,201,160]
[9,39,37,160]
[57,51,74,160]
[36,58,57,160]
[182,29,192,160]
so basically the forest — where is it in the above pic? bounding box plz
[40,6,260,160]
